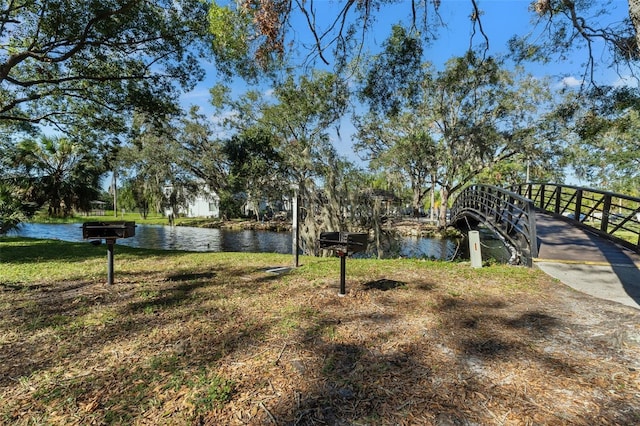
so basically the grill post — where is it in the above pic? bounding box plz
[318,232,368,296]
[339,253,346,296]
[107,240,115,285]
[82,221,136,285]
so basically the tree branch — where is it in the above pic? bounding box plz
[469,0,490,59]
[1,3,138,82]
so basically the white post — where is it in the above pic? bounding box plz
[469,230,482,268]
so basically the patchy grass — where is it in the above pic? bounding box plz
[1,237,640,425]
[29,210,253,228]
[30,210,166,225]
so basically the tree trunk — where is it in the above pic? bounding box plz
[430,173,437,222]
[374,197,382,259]
[438,186,450,228]
[412,185,422,218]
[629,0,640,54]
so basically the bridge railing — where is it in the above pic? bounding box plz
[511,183,640,253]
[450,184,538,265]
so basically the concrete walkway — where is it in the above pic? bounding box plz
[534,213,640,310]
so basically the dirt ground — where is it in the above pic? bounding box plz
[1,254,639,425]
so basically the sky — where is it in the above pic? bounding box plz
[180,0,635,168]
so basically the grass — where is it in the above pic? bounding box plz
[29,210,213,227]
[1,236,640,424]
[582,219,640,247]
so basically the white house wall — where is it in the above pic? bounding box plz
[187,194,220,218]
[164,184,220,219]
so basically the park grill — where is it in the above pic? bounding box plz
[318,232,368,296]
[82,221,136,240]
[82,221,136,285]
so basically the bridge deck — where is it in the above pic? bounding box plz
[534,212,640,309]
[536,212,640,265]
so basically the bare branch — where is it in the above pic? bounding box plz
[297,0,331,65]
[470,0,490,59]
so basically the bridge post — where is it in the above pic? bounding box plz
[575,189,583,221]
[554,185,562,214]
[527,199,538,261]
[539,184,546,210]
[601,194,612,233]
[507,196,514,233]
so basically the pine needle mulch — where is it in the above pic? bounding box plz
[1,247,639,425]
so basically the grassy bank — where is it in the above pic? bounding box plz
[1,237,639,425]
[30,211,177,226]
[28,211,287,230]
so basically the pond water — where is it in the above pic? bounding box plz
[8,223,510,262]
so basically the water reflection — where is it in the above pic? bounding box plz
[8,223,509,262]
[9,223,292,254]
[363,232,459,260]
[457,227,514,264]
[399,235,460,260]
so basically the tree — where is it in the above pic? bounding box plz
[0,0,211,136]
[355,25,437,218]
[354,111,438,218]
[426,53,553,225]
[121,112,191,217]
[223,129,285,220]
[210,0,640,83]
[258,72,351,253]
[358,25,424,118]
[357,32,553,227]
[509,0,639,84]
[566,86,640,192]
[0,183,38,234]
[175,106,229,196]
[211,71,351,253]
[2,135,103,216]
[118,176,152,219]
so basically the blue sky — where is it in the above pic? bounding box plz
[181,1,635,166]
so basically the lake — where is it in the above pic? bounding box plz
[6,223,474,260]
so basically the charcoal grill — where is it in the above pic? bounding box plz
[319,232,368,295]
[82,221,136,285]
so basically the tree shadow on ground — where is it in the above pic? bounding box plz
[263,289,640,425]
[0,261,258,383]
[363,278,407,291]
[167,271,217,282]
[3,256,640,425]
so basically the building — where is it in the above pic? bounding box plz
[165,184,220,219]
[185,188,220,218]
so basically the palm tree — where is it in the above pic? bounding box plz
[14,135,103,217]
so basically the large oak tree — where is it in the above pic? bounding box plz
[209,0,640,84]
[0,0,211,135]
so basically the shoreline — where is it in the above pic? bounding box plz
[184,217,461,238]
[25,215,462,238]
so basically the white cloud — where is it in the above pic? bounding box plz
[209,109,237,126]
[181,88,210,101]
[612,75,639,88]
[559,76,583,88]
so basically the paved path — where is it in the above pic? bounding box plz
[534,212,640,310]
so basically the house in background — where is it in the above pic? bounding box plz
[185,187,220,218]
[165,184,220,219]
